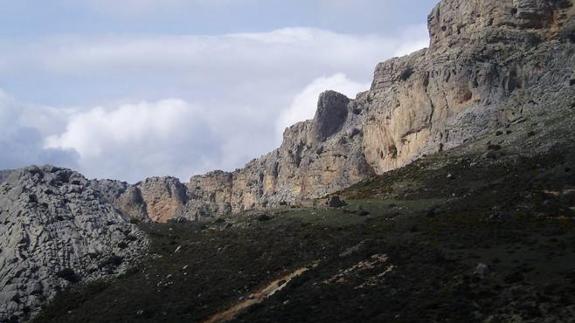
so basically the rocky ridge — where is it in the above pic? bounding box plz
[103,0,575,222]
[0,166,148,322]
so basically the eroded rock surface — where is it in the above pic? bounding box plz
[0,166,148,321]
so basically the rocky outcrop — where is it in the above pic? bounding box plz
[363,0,575,174]
[136,177,189,223]
[0,166,148,322]
[313,91,350,142]
[187,171,233,219]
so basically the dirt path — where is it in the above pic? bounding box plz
[203,263,317,323]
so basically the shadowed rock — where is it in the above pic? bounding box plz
[313,91,350,142]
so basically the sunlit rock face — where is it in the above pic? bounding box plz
[105,0,575,221]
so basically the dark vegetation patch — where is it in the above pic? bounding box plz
[97,256,124,270]
[399,66,414,81]
[55,269,80,284]
[34,281,109,322]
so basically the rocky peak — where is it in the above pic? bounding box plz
[312,91,351,142]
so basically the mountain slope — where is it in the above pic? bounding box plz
[33,136,575,323]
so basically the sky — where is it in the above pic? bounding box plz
[0,0,439,183]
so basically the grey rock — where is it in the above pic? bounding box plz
[0,166,148,322]
[313,90,351,142]
[474,263,490,279]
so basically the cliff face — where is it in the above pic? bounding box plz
[105,0,575,222]
[364,0,575,172]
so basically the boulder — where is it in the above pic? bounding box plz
[326,196,347,208]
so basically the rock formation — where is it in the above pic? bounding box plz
[103,0,575,222]
[0,166,148,322]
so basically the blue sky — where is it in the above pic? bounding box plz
[0,1,436,36]
[0,0,439,182]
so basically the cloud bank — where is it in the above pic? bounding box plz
[0,90,78,170]
[0,26,429,182]
[44,100,219,181]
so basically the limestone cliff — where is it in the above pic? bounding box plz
[105,0,575,222]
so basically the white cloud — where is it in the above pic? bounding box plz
[0,91,78,170]
[276,73,369,138]
[392,24,430,57]
[44,99,219,182]
[39,74,367,182]
[0,27,427,82]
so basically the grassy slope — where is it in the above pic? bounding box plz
[34,141,575,322]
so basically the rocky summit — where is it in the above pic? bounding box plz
[1,0,575,322]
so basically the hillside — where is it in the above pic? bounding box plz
[34,137,575,322]
[1,0,575,322]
